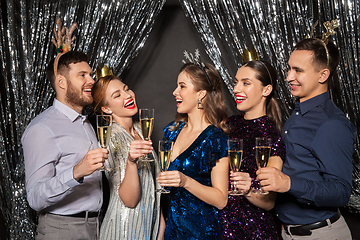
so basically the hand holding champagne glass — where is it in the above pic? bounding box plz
[157,140,173,194]
[228,138,244,195]
[96,114,112,171]
[139,108,154,162]
[253,137,271,194]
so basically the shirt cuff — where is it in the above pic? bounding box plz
[64,167,82,188]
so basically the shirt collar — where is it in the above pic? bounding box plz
[297,91,330,115]
[53,99,87,122]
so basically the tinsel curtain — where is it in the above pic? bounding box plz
[0,0,165,239]
[179,0,360,212]
[1,0,360,239]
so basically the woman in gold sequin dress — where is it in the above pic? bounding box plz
[92,75,162,240]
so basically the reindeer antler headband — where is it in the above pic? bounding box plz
[308,19,339,68]
[52,18,77,76]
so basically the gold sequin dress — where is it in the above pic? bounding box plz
[100,122,161,240]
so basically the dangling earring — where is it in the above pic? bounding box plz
[197,98,203,109]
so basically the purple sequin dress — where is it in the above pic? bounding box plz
[220,115,285,240]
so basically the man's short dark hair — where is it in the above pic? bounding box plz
[293,38,340,79]
[46,51,89,90]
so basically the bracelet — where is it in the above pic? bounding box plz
[128,155,137,163]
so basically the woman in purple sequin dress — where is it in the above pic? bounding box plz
[220,60,286,239]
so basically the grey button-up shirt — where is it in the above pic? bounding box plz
[22,99,102,214]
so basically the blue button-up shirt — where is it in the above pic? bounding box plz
[22,99,102,215]
[276,91,356,225]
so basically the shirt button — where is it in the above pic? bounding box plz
[285,131,288,134]
[296,112,299,115]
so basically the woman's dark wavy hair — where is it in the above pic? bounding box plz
[174,62,229,134]
[243,60,282,132]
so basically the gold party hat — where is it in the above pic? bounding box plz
[242,46,259,63]
[96,64,114,79]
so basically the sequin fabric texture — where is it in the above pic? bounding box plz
[220,115,286,240]
[100,122,161,240]
[163,121,229,240]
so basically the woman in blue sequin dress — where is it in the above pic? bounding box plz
[220,60,286,239]
[157,61,229,239]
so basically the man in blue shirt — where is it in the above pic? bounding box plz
[22,51,108,239]
[257,37,356,239]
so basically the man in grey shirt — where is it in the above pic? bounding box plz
[22,51,108,240]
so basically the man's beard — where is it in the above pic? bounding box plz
[65,79,93,108]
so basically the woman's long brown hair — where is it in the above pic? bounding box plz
[174,63,229,134]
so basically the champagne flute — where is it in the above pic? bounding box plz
[157,140,173,194]
[96,114,112,171]
[139,108,154,162]
[228,138,244,195]
[253,137,271,195]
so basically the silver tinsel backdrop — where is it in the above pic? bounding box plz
[0,0,359,239]
[178,0,360,208]
[0,0,166,238]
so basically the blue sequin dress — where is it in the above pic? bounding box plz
[220,115,285,240]
[162,121,228,240]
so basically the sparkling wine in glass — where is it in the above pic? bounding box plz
[228,138,244,195]
[96,114,112,171]
[139,108,154,162]
[157,140,173,194]
[253,137,271,195]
